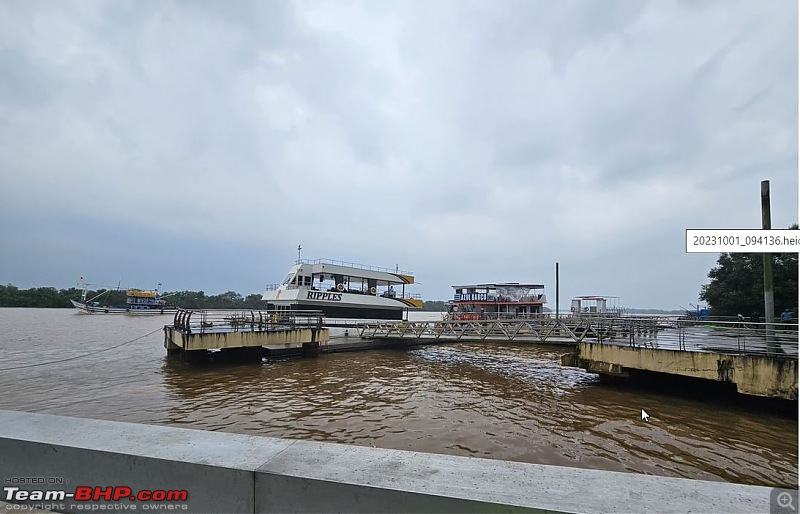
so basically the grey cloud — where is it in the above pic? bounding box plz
[0,0,795,309]
[0,50,55,106]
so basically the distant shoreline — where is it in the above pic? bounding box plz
[0,285,685,313]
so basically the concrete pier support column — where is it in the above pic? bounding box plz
[302,326,321,357]
[163,327,182,356]
[302,341,320,357]
[181,349,208,364]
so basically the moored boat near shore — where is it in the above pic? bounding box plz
[71,278,177,315]
[447,283,547,320]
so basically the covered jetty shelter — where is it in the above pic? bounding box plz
[449,283,546,320]
[569,295,623,316]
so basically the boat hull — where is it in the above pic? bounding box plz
[286,303,405,320]
[263,289,421,320]
[70,300,177,315]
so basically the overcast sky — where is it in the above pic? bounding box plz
[0,0,797,310]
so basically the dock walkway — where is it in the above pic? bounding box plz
[163,309,329,360]
[162,312,798,399]
[558,319,798,400]
[358,316,798,399]
[357,316,660,345]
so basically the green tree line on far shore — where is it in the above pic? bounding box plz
[0,285,268,309]
[0,284,451,311]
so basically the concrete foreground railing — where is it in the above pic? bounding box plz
[0,410,776,513]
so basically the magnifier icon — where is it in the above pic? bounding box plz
[778,492,795,511]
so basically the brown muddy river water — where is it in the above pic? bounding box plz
[0,308,796,488]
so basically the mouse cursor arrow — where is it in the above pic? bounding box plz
[641,408,650,422]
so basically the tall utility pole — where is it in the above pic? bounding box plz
[555,262,560,320]
[761,180,776,352]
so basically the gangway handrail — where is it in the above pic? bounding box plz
[355,317,798,359]
[171,308,324,335]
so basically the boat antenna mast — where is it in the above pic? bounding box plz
[78,276,87,303]
[77,276,113,304]
[297,244,302,264]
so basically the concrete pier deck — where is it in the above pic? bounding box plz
[0,410,780,513]
[163,309,330,360]
[563,341,798,399]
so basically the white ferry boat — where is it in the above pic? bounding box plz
[448,283,546,320]
[262,258,423,320]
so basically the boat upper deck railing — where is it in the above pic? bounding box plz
[127,289,158,298]
[264,283,421,299]
[454,293,546,303]
[296,258,413,276]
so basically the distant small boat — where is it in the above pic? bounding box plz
[71,278,177,315]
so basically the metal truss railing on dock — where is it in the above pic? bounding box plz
[357,317,799,359]
[357,317,660,345]
[171,309,323,335]
[670,319,798,359]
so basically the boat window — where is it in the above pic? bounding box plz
[282,274,294,285]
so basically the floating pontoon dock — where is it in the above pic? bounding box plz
[164,309,329,361]
[560,319,798,400]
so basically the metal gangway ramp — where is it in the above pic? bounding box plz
[357,316,660,345]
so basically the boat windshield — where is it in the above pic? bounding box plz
[281,273,295,285]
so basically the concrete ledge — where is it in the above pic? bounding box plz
[0,410,774,513]
[573,342,798,399]
[166,327,330,351]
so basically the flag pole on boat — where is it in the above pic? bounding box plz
[78,276,87,303]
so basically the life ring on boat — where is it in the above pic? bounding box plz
[370,286,377,295]
[104,309,109,314]
[336,283,345,292]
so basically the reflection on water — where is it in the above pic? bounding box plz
[0,308,796,488]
